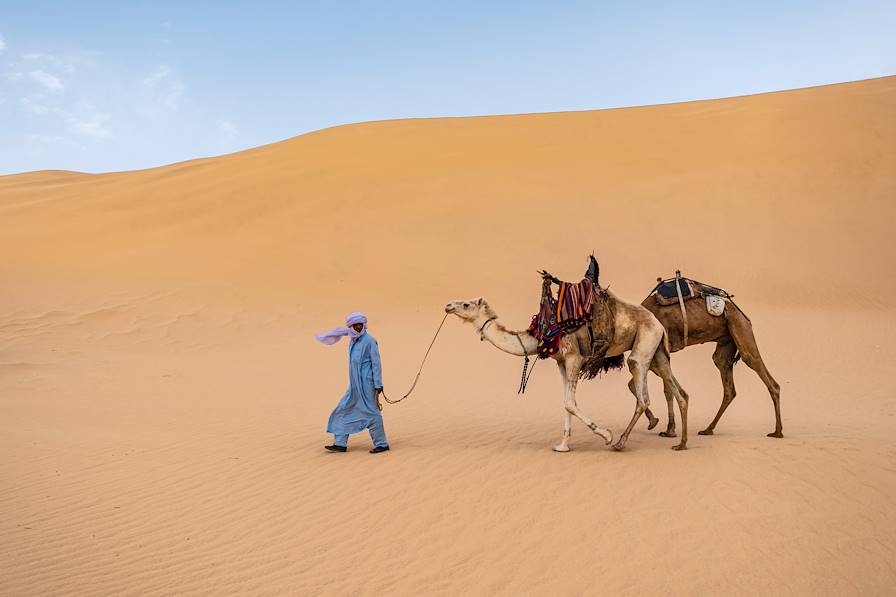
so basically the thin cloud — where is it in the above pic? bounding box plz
[68,112,112,139]
[53,106,113,139]
[217,119,238,142]
[26,133,83,151]
[141,64,171,88]
[21,97,50,115]
[140,64,184,109]
[23,51,91,73]
[28,69,64,92]
[0,34,6,55]
[164,80,184,108]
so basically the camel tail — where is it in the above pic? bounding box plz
[727,298,752,323]
[661,328,671,357]
[724,300,751,367]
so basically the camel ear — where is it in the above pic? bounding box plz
[476,297,483,306]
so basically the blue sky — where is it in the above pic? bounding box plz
[1,1,894,175]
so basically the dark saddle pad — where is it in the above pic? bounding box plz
[651,276,732,307]
[656,279,696,301]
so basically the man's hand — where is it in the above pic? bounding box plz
[375,388,384,410]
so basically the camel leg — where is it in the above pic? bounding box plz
[554,361,612,450]
[554,411,573,453]
[699,339,738,435]
[728,316,783,437]
[613,356,650,451]
[650,349,689,450]
[566,369,614,445]
[553,362,573,452]
[657,380,677,438]
[632,379,660,430]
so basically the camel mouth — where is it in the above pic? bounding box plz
[444,305,456,313]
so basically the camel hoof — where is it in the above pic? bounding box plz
[647,417,659,430]
[767,431,784,438]
[698,429,714,436]
[658,431,677,438]
[612,440,626,452]
[552,444,571,452]
[604,430,614,446]
[672,444,688,451]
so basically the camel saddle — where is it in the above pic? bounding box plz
[651,275,732,307]
[648,271,735,349]
[530,256,625,377]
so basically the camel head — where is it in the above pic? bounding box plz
[444,297,496,323]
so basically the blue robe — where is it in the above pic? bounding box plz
[326,332,388,446]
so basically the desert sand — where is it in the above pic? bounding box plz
[2,77,895,595]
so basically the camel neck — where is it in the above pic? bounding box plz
[473,315,538,357]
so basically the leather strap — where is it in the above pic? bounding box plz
[478,317,498,339]
[674,270,688,349]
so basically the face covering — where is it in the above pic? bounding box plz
[314,311,368,345]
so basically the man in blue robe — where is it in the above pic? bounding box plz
[315,312,390,453]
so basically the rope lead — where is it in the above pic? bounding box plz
[381,312,449,404]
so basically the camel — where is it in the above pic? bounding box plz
[445,290,691,452]
[641,289,782,439]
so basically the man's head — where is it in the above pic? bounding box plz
[345,312,368,338]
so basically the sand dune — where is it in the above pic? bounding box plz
[2,77,895,595]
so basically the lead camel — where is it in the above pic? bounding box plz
[446,262,690,452]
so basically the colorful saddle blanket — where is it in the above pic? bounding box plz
[527,277,595,358]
